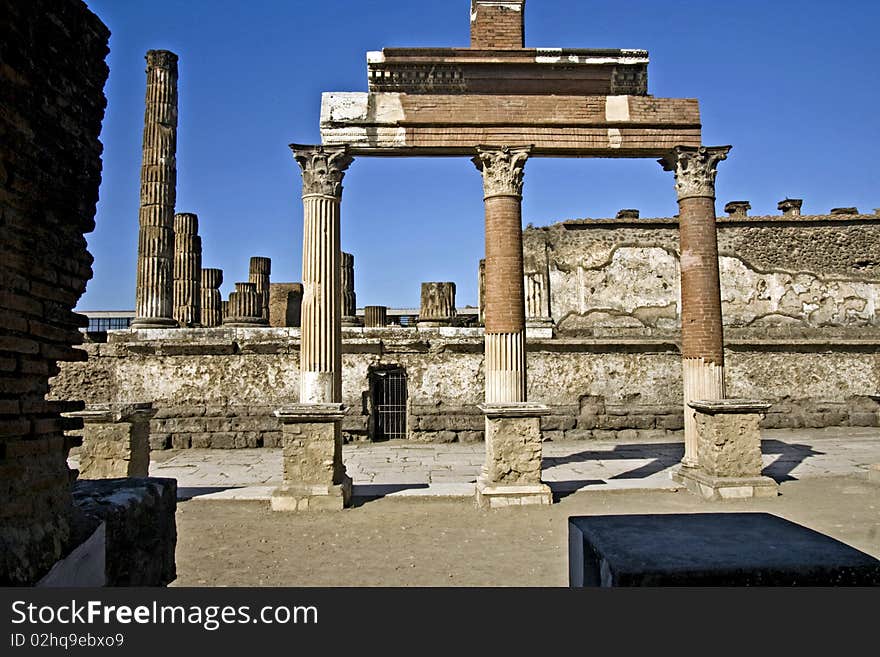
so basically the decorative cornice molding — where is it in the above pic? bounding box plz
[472,145,532,198]
[659,145,731,201]
[290,145,353,198]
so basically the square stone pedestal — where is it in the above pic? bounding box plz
[270,403,352,511]
[672,399,778,500]
[476,403,552,509]
[65,402,154,478]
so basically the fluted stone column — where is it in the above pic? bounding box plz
[248,256,271,321]
[222,282,267,327]
[173,212,201,327]
[221,300,229,321]
[418,282,456,327]
[478,259,486,325]
[132,50,178,329]
[270,145,353,512]
[472,145,551,509]
[659,145,731,468]
[292,145,352,404]
[364,305,387,328]
[200,268,223,327]
[341,252,360,326]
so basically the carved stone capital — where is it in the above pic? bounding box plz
[659,145,731,201]
[291,145,353,198]
[472,145,532,198]
[146,49,178,72]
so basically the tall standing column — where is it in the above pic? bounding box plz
[173,212,201,327]
[132,50,178,329]
[659,145,731,467]
[473,146,531,403]
[200,268,223,327]
[472,145,551,509]
[248,256,271,322]
[340,252,360,326]
[271,145,354,513]
[292,145,353,403]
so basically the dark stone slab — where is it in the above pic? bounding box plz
[569,513,880,586]
[73,477,177,586]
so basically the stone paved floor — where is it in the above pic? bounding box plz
[89,427,880,501]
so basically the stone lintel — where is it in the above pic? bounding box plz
[673,468,779,501]
[479,402,550,418]
[274,403,346,423]
[689,399,771,414]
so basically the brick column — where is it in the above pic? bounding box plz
[199,268,223,327]
[473,145,530,403]
[659,145,731,467]
[173,212,201,327]
[248,256,271,322]
[472,145,551,508]
[291,145,352,403]
[132,50,178,329]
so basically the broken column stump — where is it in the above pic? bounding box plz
[673,399,778,500]
[67,403,155,479]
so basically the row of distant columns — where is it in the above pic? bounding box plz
[276,142,730,509]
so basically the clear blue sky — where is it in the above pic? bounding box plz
[79,0,879,311]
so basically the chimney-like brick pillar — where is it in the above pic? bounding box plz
[470,0,525,49]
[292,145,353,403]
[364,305,387,328]
[132,50,178,329]
[222,282,266,326]
[200,268,223,327]
[341,252,360,326]
[473,145,531,403]
[173,212,201,327]
[778,198,803,217]
[419,282,456,326]
[660,145,731,467]
[248,256,271,321]
[723,201,750,218]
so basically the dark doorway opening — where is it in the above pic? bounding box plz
[368,366,408,441]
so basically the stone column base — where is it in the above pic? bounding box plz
[65,402,154,479]
[672,467,779,501]
[525,317,555,339]
[475,477,552,509]
[271,403,351,512]
[866,464,880,484]
[341,315,361,327]
[271,477,353,511]
[477,402,553,509]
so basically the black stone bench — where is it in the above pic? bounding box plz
[569,513,880,586]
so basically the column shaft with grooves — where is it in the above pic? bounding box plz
[132,50,178,328]
[248,256,271,321]
[291,145,353,404]
[659,145,731,466]
[419,282,456,326]
[200,268,223,327]
[363,306,387,328]
[222,282,266,326]
[173,212,201,326]
[472,146,531,403]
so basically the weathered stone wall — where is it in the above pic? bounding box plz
[0,0,109,584]
[524,215,880,334]
[50,328,880,448]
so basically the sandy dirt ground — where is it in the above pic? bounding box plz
[172,475,880,586]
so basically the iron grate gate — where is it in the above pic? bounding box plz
[372,368,407,440]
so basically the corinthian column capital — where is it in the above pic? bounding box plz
[659,145,731,201]
[472,145,532,198]
[290,144,353,198]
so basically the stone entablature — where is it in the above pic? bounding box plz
[367,48,649,96]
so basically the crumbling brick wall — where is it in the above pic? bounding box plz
[0,0,109,584]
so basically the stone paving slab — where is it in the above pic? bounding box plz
[69,428,880,501]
